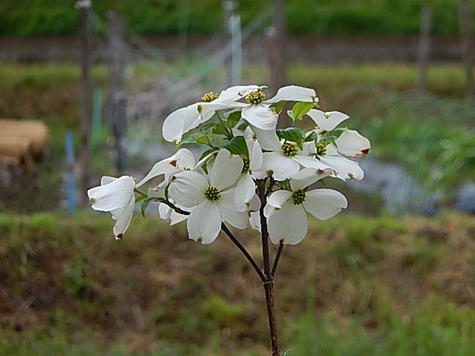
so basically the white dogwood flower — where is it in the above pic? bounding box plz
[234,85,317,131]
[249,128,330,181]
[136,148,196,188]
[162,85,262,143]
[87,176,136,240]
[307,109,371,157]
[168,149,248,244]
[263,168,347,245]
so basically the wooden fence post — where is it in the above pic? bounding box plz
[459,0,475,99]
[107,11,128,173]
[77,0,93,202]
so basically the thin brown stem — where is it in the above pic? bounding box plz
[257,179,281,355]
[157,199,190,216]
[221,223,266,282]
[271,241,284,277]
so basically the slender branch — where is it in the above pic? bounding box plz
[221,223,266,282]
[157,199,190,216]
[257,180,272,279]
[271,241,284,277]
[265,177,275,197]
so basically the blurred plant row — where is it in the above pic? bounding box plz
[0,0,470,37]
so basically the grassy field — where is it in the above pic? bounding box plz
[0,212,474,355]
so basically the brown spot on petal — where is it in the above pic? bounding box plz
[169,159,177,167]
[362,148,370,155]
[348,173,355,179]
[316,169,325,175]
[115,234,123,240]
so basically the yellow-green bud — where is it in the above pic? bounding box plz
[292,190,306,205]
[315,141,327,156]
[201,91,219,102]
[245,89,266,105]
[281,142,298,157]
[204,186,221,201]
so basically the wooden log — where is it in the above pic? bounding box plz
[0,119,49,159]
[0,137,33,170]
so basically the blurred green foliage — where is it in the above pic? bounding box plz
[0,0,471,36]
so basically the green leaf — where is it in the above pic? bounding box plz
[227,111,241,128]
[304,131,317,142]
[200,148,218,161]
[271,100,286,114]
[180,132,208,145]
[235,118,250,131]
[277,127,305,149]
[290,102,315,121]
[224,136,248,156]
[213,123,228,135]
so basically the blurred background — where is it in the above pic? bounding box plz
[0,0,474,355]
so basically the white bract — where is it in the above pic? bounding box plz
[168,149,248,244]
[264,168,347,245]
[89,84,370,247]
[87,176,136,239]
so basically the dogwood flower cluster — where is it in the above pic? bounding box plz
[88,85,370,245]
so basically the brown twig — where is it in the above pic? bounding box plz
[271,241,284,277]
[221,223,266,282]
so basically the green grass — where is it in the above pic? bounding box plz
[0,212,474,355]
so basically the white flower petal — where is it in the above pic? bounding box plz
[217,85,263,103]
[266,85,316,103]
[136,148,196,187]
[267,190,293,209]
[292,154,332,171]
[303,189,347,220]
[244,127,263,171]
[88,176,135,212]
[290,167,333,191]
[307,109,349,131]
[218,189,248,229]
[112,196,135,239]
[168,171,208,208]
[265,189,292,218]
[209,149,243,190]
[187,201,222,244]
[162,103,201,143]
[242,104,277,130]
[335,130,371,158]
[260,152,300,181]
[234,174,256,212]
[249,211,261,232]
[253,126,282,151]
[268,201,308,245]
[319,153,364,181]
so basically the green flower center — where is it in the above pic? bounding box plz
[282,142,298,157]
[242,158,250,173]
[315,141,327,156]
[292,190,306,205]
[204,186,221,201]
[245,89,266,104]
[201,91,219,102]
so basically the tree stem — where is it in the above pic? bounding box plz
[257,179,281,355]
[221,223,266,282]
